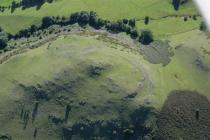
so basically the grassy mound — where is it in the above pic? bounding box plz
[0,33,156,139]
[157,90,210,140]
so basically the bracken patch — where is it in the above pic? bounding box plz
[157,90,210,140]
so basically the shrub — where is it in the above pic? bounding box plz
[184,16,188,22]
[41,16,55,28]
[172,0,180,10]
[144,16,149,25]
[130,29,139,39]
[139,29,154,45]
[123,19,128,24]
[0,39,7,50]
[193,15,197,20]
[128,19,136,28]
[200,21,207,31]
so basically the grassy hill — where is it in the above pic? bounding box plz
[0,0,210,139]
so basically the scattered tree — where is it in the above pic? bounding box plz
[200,21,207,31]
[130,29,139,39]
[0,39,7,50]
[144,16,149,25]
[193,15,197,20]
[139,29,154,45]
[41,16,54,28]
[184,16,188,22]
[172,0,180,11]
[128,19,136,27]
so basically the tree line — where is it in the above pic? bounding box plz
[172,0,188,11]
[0,11,154,51]
[15,11,154,44]
[11,0,53,13]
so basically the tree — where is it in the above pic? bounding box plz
[172,0,180,11]
[144,16,149,25]
[89,11,97,26]
[130,29,139,39]
[200,21,207,31]
[41,16,54,28]
[0,39,7,50]
[139,29,154,45]
[123,19,128,24]
[78,11,90,26]
[193,15,197,20]
[128,19,136,28]
[11,1,17,13]
[69,12,80,24]
[184,16,188,22]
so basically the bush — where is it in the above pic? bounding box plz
[78,11,90,26]
[144,16,149,25]
[193,15,197,20]
[139,29,154,45]
[184,16,188,22]
[130,29,139,39]
[200,21,207,31]
[41,16,55,28]
[128,19,136,28]
[0,39,7,50]
[172,0,180,10]
[123,19,128,24]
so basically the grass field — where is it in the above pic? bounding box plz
[0,0,198,34]
[0,27,210,139]
[0,0,209,139]
[137,17,201,38]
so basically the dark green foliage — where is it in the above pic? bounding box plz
[157,90,210,140]
[172,0,188,11]
[139,29,154,45]
[69,12,80,24]
[193,15,197,20]
[23,110,30,129]
[0,6,6,12]
[0,39,7,50]
[195,109,199,120]
[144,16,149,25]
[89,11,97,27]
[9,0,54,11]
[62,106,158,140]
[78,11,90,26]
[41,16,55,28]
[64,105,71,122]
[123,19,128,24]
[130,29,139,39]
[0,134,12,140]
[11,1,19,13]
[0,28,9,49]
[200,21,207,31]
[128,19,136,27]
[32,102,39,123]
[7,11,138,48]
[34,128,38,138]
[48,115,63,125]
[22,0,45,9]
[184,16,188,21]
[172,0,180,10]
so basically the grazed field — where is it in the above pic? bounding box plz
[0,0,210,139]
[0,0,198,34]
